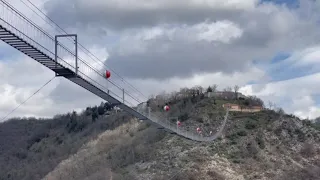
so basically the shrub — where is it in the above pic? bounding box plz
[196,117,204,123]
[237,130,247,136]
[255,136,265,149]
[245,120,257,130]
[178,113,189,122]
[27,129,49,147]
[172,170,202,180]
[246,142,259,157]
[207,170,226,179]
[300,143,316,158]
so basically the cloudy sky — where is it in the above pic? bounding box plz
[1,0,320,120]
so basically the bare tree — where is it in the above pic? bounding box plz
[273,103,277,110]
[179,88,189,97]
[268,101,273,110]
[212,84,218,92]
[192,86,199,95]
[277,107,285,119]
[198,86,204,94]
[234,85,239,99]
[184,88,194,97]
[169,91,178,101]
[226,86,232,92]
[148,94,155,100]
[155,91,166,105]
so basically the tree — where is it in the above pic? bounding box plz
[246,95,264,107]
[85,107,92,116]
[190,87,198,97]
[71,111,77,120]
[268,101,272,109]
[268,101,275,110]
[66,111,78,132]
[277,108,284,114]
[191,86,203,96]
[169,91,179,101]
[234,85,239,99]
[273,103,277,110]
[277,107,285,119]
[91,108,99,122]
[148,94,155,100]
[194,86,204,95]
[212,84,218,92]
[97,103,105,115]
[207,86,213,92]
[155,92,166,105]
[104,102,112,111]
[180,88,189,97]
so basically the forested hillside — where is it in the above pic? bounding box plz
[0,103,131,180]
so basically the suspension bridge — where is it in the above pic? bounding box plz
[0,0,228,142]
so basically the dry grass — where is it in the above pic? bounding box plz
[43,119,140,180]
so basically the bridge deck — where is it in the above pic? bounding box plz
[0,26,75,77]
[0,23,227,142]
[0,24,169,132]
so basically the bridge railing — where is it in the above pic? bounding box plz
[0,0,142,107]
[0,0,228,141]
[136,103,229,141]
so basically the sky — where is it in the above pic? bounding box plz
[1,0,320,120]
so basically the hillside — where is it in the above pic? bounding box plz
[42,112,320,180]
[1,87,320,180]
[0,103,132,180]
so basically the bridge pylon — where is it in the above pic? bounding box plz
[54,34,78,76]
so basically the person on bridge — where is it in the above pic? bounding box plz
[196,127,201,134]
[177,120,181,127]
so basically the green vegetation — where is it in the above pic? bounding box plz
[0,85,319,180]
[0,102,131,180]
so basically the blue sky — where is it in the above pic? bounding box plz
[0,44,19,61]
[255,45,320,82]
[261,0,299,7]
[253,0,317,82]
[255,53,312,82]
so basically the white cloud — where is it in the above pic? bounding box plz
[295,106,320,120]
[1,0,320,121]
[131,66,265,97]
[189,0,259,10]
[291,46,320,68]
[267,45,320,78]
[194,20,243,43]
[0,83,54,118]
[71,0,259,11]
[240,72,320,119]
[117,20,243,55]
[0,47,108,120]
